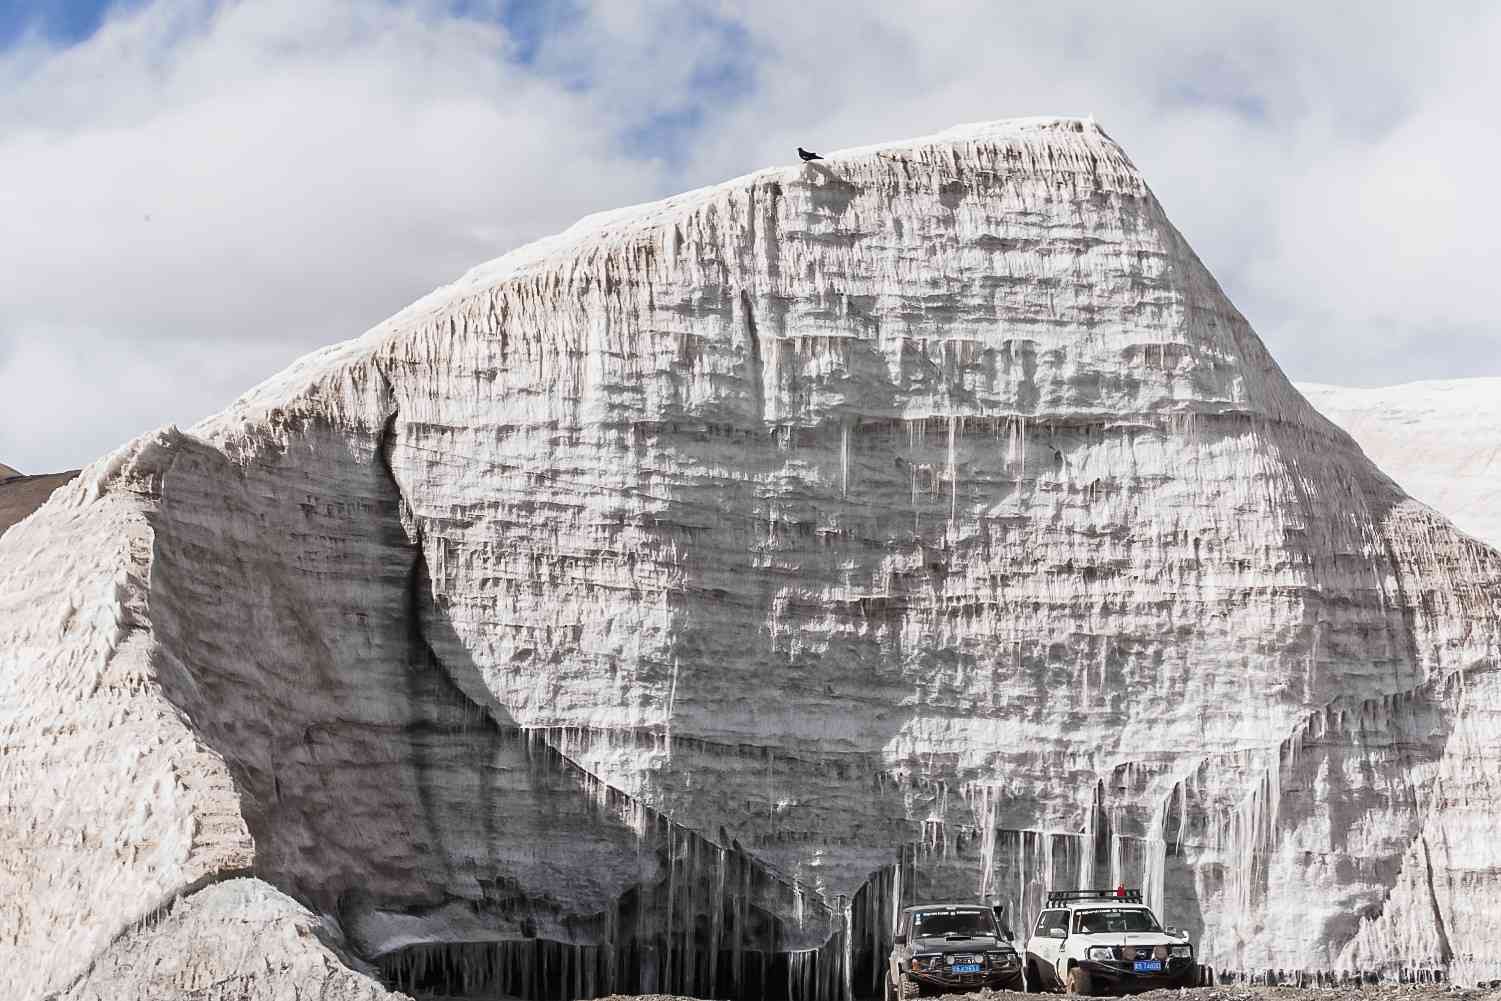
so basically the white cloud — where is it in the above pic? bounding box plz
[669,1,1501,386]
[4,0,1499,471]
[0,0,671,472]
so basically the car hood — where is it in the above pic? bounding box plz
[911,935,1011,953]
[1081,933,1183,947]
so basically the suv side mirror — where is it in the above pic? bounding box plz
[894,933,907,945]
[1048,927,1067,939]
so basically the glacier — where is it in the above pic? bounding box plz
[1299,379,1501,552]
[3,116,1500,999]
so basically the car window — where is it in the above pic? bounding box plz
[913,910,996,938]
[1073,908,1162,934]
[1034,910,1067,935]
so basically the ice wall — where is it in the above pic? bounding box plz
[4,117,1500,999]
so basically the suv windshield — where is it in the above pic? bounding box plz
[1073,908,1161,934]
[913,910,996,939]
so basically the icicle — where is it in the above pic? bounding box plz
[1016,828,1028,945]
[946,414,961,540]
[842,896,854,1001]
[968,783,1001,900]
[1042,829,1056,898]
[1109,801,1124,889]
[684,835,699,998]
[1142,790,1169,919]
[665,825,677,994]
[710,845,726,996]
[840,422,850,498]
[737,853,750,991]
[869,869,885,997]
[664,656,679,760]
[891,849,903,945]
[1174,780,1189,854]
[1079,794,1096,889]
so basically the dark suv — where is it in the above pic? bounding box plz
[885,903,1025,998]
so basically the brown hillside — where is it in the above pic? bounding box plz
[0,470,81,537]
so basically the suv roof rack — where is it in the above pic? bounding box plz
[1046,888,1143,905]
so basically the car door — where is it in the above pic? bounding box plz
[1028,910,1066,986]
[1050,911,1073,983]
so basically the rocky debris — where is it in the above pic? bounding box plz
[592,987,1501,1001]
[60,878,403,1001]
[5,118,1501,999]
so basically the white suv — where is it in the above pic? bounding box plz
[1024,889,1198,995]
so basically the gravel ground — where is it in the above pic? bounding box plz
[593,988,1501,1001]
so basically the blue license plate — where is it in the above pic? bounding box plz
[952,963,981,973]
[1133,960,1162,973]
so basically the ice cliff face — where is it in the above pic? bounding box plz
[4,117,1501,1000]
[1300,380,1501,551]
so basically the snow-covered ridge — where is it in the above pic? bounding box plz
[5,118,1501,999]
[402,116,1141,333]
[206,116,1148,428]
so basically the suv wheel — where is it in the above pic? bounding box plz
[1067,966,1093,996]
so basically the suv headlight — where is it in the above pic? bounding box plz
[1087,947,1115,961]
[911,955,940,972]
[1170,945,1193,959]
[987,950,1017,967]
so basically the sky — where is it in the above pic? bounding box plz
[2,0,1499,473]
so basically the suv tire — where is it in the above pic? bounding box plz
[1067,966,1093,996]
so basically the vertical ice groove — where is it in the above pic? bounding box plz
[664,655,679,762]
[840,421,850,499]
[946,414,960,541]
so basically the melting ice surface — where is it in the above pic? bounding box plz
[6,117,1501,999]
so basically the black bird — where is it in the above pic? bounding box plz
[797,147,823,162]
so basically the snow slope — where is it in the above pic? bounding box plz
[4,117,1500,999]
[1299,379,1501,551]
[0,469,80,537]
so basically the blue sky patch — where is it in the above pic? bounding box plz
[445,0,582,66]
[0,0,143,49]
